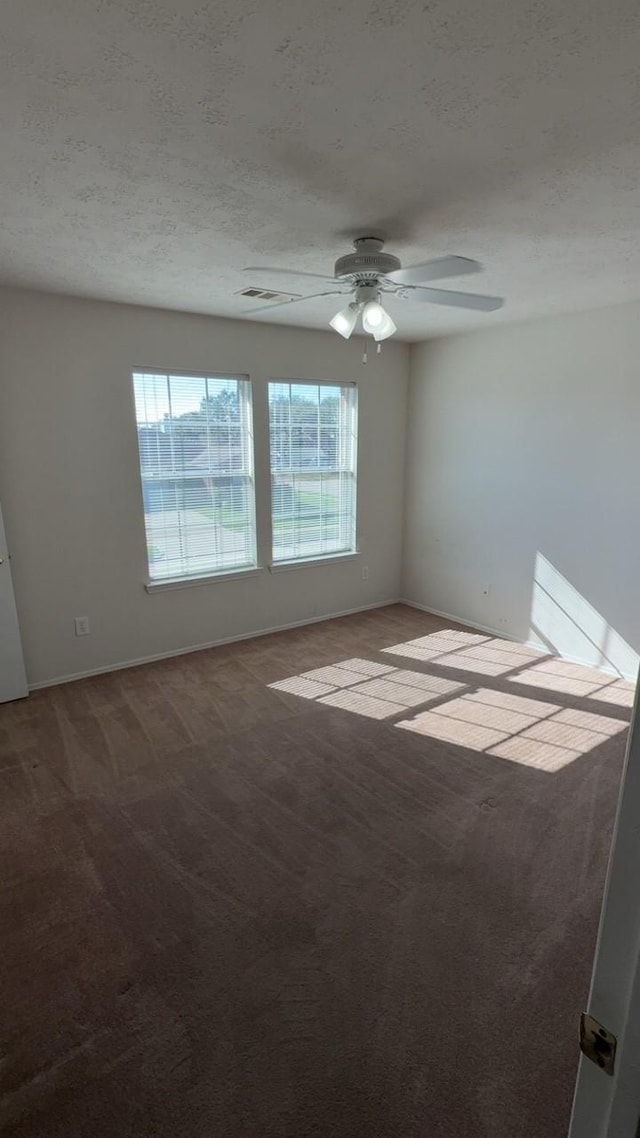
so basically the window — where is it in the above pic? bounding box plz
[268,381,358,564]
[133,371,256,582]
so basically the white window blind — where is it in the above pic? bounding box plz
[268,381,358,563]
[133,372,257,581]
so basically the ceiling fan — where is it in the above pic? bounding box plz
[242,236,504,342]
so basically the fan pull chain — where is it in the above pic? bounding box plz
[362,348,367,364]
[377,343,381,354]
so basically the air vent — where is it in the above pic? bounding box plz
[237,287,300,301]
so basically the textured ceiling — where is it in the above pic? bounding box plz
[3,0,640,339]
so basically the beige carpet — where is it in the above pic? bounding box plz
[0,604,633,1137]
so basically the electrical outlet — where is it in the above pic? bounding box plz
[74,616,90,637]
[362,565,369,581]
[482,583,491,597]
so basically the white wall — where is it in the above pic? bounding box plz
[403,302,640,678]
[0,288,408,687]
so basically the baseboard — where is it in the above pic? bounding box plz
[398,598,518,642]
[398,598,637,682]
[27,598,402,691]
[520,643,636,682]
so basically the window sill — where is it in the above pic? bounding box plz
[268,552,360,573]
[145,566,263,593]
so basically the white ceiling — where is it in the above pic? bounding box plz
[3,0,640,340]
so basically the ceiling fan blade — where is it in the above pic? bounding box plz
[243,266,336,283]
[403,285,504,312]
[386,255,482,286]
[243,289,349,315]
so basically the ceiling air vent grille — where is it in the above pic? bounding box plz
[237,287,300,301]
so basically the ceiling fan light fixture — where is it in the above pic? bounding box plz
[373,311,397,341]
[361,299,396,340]
[329,302,360,339]
[361,300,386,333]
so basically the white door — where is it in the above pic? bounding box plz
[0,504,28,703]
[569,678,640,1137]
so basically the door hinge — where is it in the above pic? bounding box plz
[580,1013,616,1076]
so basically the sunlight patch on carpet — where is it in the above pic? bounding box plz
[396,689,627,772]
[269,658,464,718]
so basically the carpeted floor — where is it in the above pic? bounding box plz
[0,604,634,1137]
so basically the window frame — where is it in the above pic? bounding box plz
[132,368,259,588]
[266,378,359,569]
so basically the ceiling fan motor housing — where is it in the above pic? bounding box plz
[334,237,401,281]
